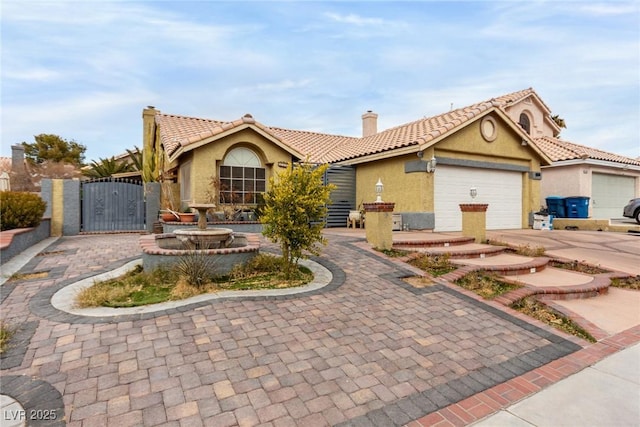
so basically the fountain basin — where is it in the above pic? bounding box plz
[174,227,234,249]
[139,232,260,276]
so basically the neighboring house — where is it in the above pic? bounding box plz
[0,157,11,191]
[536,137,640,219]
[143,88,636,231]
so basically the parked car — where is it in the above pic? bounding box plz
[623,198,640,224]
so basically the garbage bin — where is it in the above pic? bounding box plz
[565,196,590,218]
[546,196,566,218]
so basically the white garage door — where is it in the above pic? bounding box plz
[434,166,522,231]
[592,173,635,219]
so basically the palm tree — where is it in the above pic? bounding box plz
[551,115,566,129]
[83,156,133,179]
[126,146,143,172]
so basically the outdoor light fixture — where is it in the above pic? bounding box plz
[375,178,384,203]
[470,187,478,199]
[426,156,437,173]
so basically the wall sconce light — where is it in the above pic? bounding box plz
[470,187,478,199]
[426,156,437,173]
[521,139,528,146]
[375,178,384,203]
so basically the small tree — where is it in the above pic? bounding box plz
[261,162,335,279]
[22,134,86,166]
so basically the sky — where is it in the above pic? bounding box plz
[1,0,639,163]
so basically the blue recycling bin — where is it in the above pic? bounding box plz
[565,196,590,218]
[546,196,567,218]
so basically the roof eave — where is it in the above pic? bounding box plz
[542,158,640,171]
[166,123,306,163]
[337,144,419,165]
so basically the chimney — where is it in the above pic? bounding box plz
[11,144,26,172]
[362,110,378,137]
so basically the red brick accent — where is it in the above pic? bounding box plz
[459,203,488,212]
[410,325,640,426]
[0,227,34,250]
[362,202,395,212]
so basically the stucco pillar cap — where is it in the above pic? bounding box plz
[363,202,395,212]
[459,203,488,212]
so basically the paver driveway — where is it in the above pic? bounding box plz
[0,234,580,426]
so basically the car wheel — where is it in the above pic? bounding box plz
[636,209,640,224]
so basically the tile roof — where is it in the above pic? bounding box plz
[535,136,640,166]
[155,97,506,164]
[154,88,631,167]
[322,98,503,163]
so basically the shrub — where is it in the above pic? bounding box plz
[175,250,219,289]
[261,162,335,279]
[0,191,47,231]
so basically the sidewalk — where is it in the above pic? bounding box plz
[473,342,640,426]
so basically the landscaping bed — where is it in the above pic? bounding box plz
[454,271,522,299]
[75,254,313,308]
[407,253,457,277]
[511,297,596,342]
[550,260,610,274]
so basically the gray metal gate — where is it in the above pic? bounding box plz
[324,165,356,227]
[81,178,145,232]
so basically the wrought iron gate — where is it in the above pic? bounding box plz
[81,178,145,232]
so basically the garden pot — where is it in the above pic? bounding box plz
[160,212,178,222]
[178,213,196,223]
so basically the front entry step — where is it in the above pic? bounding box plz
[452,254,550,275]
[393,236,475,248]
[394,243,507,259]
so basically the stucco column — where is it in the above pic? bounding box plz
[459,203,488,243]
[363,202,395,250]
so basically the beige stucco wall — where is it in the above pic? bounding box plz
[503,99,557,139]
[355,153,433,211]
[354,114,544,228]
[541,164,587,200]
[541,163,640,217]
[180,128,294,206]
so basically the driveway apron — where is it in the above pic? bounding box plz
[0,234,580,426]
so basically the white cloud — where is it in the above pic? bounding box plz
[1,1,638,161]
[324,12,386,26]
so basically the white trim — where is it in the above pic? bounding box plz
[167,123,305,163]
[542,159,640,171]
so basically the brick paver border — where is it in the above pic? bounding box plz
[0,375,65,426]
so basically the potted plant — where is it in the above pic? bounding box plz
[178,207,196,223]
[160,182,180,221]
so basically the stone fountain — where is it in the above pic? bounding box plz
[174,203,233,249]
[140,203,260,275]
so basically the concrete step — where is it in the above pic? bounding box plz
[452,253,550,274]
[393,236,475,248]
[494,269,615,305]
[395,243,507,259]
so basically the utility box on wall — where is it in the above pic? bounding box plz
[392,214,403,231]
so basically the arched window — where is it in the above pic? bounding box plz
[519,113,531,134]
[219,147,266,204]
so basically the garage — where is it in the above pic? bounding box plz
[434,165,523,231]
[591,173,636,219]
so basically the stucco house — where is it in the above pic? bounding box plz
[142,88,638,231]
[487,90,640,219]
[536,137,640,219]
